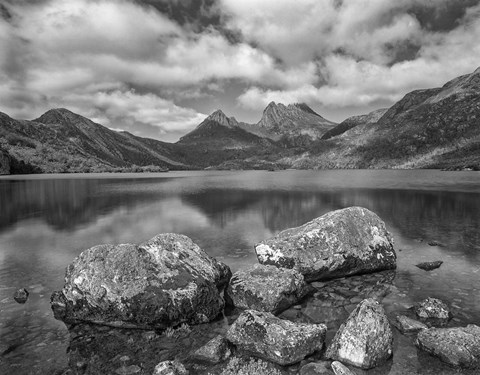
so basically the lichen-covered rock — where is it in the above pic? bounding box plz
[326,298,393,369]
[226,264,308,314]
[331,361,355,375]
[255,207,396,281]
[226,310,326,365]
[394,315,427,334]
[51,233,231,329]
[192,335,231,364]
[416,325,480,369]
[13,288,29,304]
[153,360,189,375]
[414,297,451,320]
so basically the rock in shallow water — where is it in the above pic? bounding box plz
[395,315,427,334]
[255,207,396,281]
[14,288,29,304]
[326,298,393,369]
[226,309,326,365]
[331,361,355,375]
[192,335,231,364]
[51,233,231,329]
[415,261,443,271]
[226,264,308,314]
[416,325,480,369]
[153,360,189,375]
[414,297,451,320]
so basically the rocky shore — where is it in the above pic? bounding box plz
[51,207,480,374]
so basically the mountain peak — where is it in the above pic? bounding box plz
[206,109,238,127]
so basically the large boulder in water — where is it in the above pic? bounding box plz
[416,325,480,369]
[51,233,231,329]
[255,207,396,281]
[326,298,393,369]
[226,264,308,314]
[226,309,326,365]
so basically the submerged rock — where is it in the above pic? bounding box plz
[51,233,231,329]
[226,264,308,314]
[299,362,332,375]
[153,360,189,375]
[394,315,427,334]
[415,261,443,271]
[414,297,451,320]
[226,309,326,365]
[255,207,396,281]
[428,240,446,247]
[13,288,29,304]
[416,325,480,369]
[192,335,231,364]
[326,298,393,369]
[331,361,355,375]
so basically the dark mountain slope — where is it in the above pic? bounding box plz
[0,109,189,173]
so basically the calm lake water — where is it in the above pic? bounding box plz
[1,170,480,374]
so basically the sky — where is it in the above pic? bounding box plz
[1,0,480,142]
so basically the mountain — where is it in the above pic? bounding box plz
[177,109,281,169]
[238,102,336,146]
[0,108,188,173]
[286,67,480,169]
[321,108,388,140]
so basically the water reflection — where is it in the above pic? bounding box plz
[0,171,480,374]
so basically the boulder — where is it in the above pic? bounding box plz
[226,309,326,365]
[414,297,451,320]
[51,233,231,329]
[192,335,231,364]
[153,360,189,375]
[416,325,480,369]
[415,261,443,271]
[326,298,393,369]
[13,288,29,304]
[331,361,355,375]
[255,207,396,281]
[226,264,308,314]
[394,315,427,334]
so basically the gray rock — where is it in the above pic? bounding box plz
[192,335,231,364]
[14,288,29,304]
[416,325,480,369]
[395,315,427,334]
[226,309,326,365]
[255,207,396,281]
[299,362,332,375]
[51,233,231,329]
[226,264,308,314]
[428,240,446,247]
[153,360,189,375]
[415,261,443,271]
[331,361,356,375]
[326,298,393,369]
[414,297,451,320]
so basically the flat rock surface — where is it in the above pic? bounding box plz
[226,309,326,365]
[226,264,308,314]
[255,207,396,281]
[326,298,393,369]
[51,233,231,329]
[416,325,480,369]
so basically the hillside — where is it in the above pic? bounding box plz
[0,109,188,173]
[283,68,480,170]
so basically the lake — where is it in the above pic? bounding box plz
[1,170,480,374]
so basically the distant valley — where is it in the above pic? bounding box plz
[1,68,479,174]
